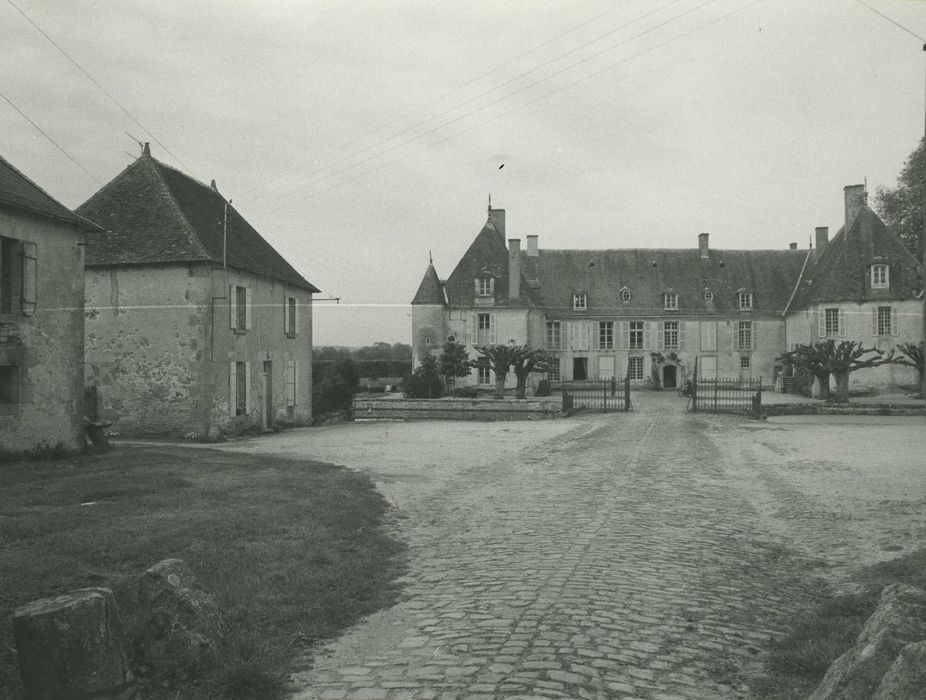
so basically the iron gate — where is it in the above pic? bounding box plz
[689,376,762,415]
[561,376,632,414]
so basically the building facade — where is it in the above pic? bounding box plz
[78,145,318,438]
[0,155,95,453]
[413,187,923,394]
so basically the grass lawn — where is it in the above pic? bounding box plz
[755,547,926,699]
[0,445,406,699]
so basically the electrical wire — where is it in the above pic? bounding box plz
[6,0,194,174]
[853,0,926,43]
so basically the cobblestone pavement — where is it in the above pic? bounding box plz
[220,396,924,699]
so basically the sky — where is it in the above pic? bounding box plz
[3,0,926,346]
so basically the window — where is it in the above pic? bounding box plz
[619,287,631,303]
[825,308,840,336]
[598,321,614,350]
[545,321,561,350]
[703,288,713,302]
[629,321,644,350]
[573,292,587,311]
[572,357,588,381]
[736,321,752,351]
[740,354,751,369]
[476,313,495,345]
[664,291,678,311]
[286,360,298,407]
[229,284,251,331]
[0,236,36,316]
[738,291,753,311]
[547,360,561,382]
[663,321,679,350]
[477,363,491,385]
[0,365,19,403]
[229,361,250,416]
[871,264,889,290]
[877,306,895,336]
[285,296,298,336]
[628,356,644,380]
[477,277,494,296]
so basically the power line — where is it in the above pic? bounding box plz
[6,0,193,174]
[297,0,767,201]
[261,0,725,206]
[0,88,101,183]
[246,0,688,206]
[853,0,926,43]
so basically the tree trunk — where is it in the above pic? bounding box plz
[813,371,831,399]
[515,372,527,399]
[833,370,850,403]
[494,372,507,399]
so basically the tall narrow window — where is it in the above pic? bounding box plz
[629,321,644,350]
[545,321,561,350]
[663,321,679,350]
[477,313,494,345]
[236,361,248,415]
[877,306,893,336]
[628,356,644,380]
[477,363,491,385]
[285,296,297,336]
[736,321,752,351]
[598,321,614,350]
[871,264,889,290]
[0,236,24,315]
[825,308,840,336]
[738,291,753,311]
[547,360,561,382]
[573,292,587,311]
[664,291,678,311]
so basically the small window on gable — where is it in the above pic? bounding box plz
[573,292,587,311]
[619,287,631,303]
[664,291,678,311]
[703,288,713,302]
[871,264,889,290]
[738,291,753,311]
[477,277,494,296]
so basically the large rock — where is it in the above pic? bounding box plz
[810,584,926,700]
[13,587,135,700]
[872,640,926,700]
[130,559,225,683]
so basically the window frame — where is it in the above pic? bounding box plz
[629,321,644,350]
[703,288,713,302]
[477,277,494,296]
[663,291,678,311]
[663,321,679,350]
[738,291,753,311]
[824,307,840,336]
[545,320,561,350]
[627,356,644,381]
[619,287,631,303]
[477,363,492,385]
[876,306,893,336]
[573,292,588,311]
[598,321,614,350]
[871,264,889,290]
[736,320,752,351]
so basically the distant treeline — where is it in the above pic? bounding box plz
[315,342,412,379]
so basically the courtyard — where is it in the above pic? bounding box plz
[215,393,926,699]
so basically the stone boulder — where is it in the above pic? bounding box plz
[810,584,926,700]
[872,640,926,700]
[129,559,225,683]
[13,587,135,700]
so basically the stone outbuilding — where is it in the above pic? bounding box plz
[77,145,319,438]
[0,154,97,453]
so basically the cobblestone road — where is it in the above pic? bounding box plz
[235,395,840,700]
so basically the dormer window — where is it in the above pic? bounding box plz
[738,291,753,311]
[703,288,714,302]
[663,291,678,311]
[619,287,631,303]
[573,292,587,311]
[871,264,889,290]
[476,277,495,296]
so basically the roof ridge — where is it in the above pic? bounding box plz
[146,157,214,262]
[0,153,97,229]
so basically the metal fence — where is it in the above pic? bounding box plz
[560,376,632,414]
[689,376,762,415]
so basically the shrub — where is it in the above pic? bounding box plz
[452,386,479,398]
[403,355,445,398]
[534,379,551,397]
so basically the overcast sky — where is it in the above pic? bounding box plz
[3,0,925,345]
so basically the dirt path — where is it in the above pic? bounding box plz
[219,397,925,699]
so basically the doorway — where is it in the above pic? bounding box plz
[262,360,273,430]
[572,357,588,381]
[662,364,677,389]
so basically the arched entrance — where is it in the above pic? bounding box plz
[662,364,677,389]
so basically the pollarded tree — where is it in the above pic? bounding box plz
[510,347,557,399]
[778,345,831,400]
[474,344,557,399]
[780,340,895,403]
[894,341,925,396]
[474,344,518,399]
[438,337,472,393]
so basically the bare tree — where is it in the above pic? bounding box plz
[894,341,925,396]
[474,344,556,399]
[779,340,895,402]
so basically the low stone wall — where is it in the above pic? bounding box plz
[763,403,925,417]
[353,397,563,421]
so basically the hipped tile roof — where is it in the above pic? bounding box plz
[0,153,98,229]
[77,152,318,291]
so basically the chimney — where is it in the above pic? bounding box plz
[142,142,151,156]
[488,207,506,238]
[526,234,539,257]
[815,226,829,253]
[698,232,709,259]
[789,242,797,250]
[210,179,218,191]
[844,184,867,234]
[508,238,521,299]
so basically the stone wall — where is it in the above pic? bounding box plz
[354,396,562,421]
[0,206,85,453]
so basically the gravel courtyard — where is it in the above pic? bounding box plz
[221,394,926,700]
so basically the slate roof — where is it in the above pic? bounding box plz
[789,206,923,308]
[412,262,446,305]
[77,151,319,291]
[440,214,808,316]
[0,153,97,229]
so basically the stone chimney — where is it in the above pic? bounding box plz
[210,179,218,191]
[488,207,506,238]
[526,235,539,257]
[789,242,797,250]
[815,226,829,253]
[508,238,521,299]
[844,184,867,234]
[698,233,709,259]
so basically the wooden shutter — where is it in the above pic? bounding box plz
[21,241,37,316]
[286,359,296,406]
[229,285,238,329]
[643,322,653,351]
[489,313,496,344]
[474,278,480,296]
[593,323,600,350]
[817,309,825,338]
[620,322,629,351]
[656,322,665,351]
[229,362,237,414]
[244,287,252,330]
[293,297,299,336]
[244,361,251,414]
[891,307,898,336]
[284,296,290,334]
[838,309,846,338]
[870,308,878,336]
[679,323,687,350]
[293,360,299,405]
[750,322,757,350]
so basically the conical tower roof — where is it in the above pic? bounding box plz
[412,262,445,305]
